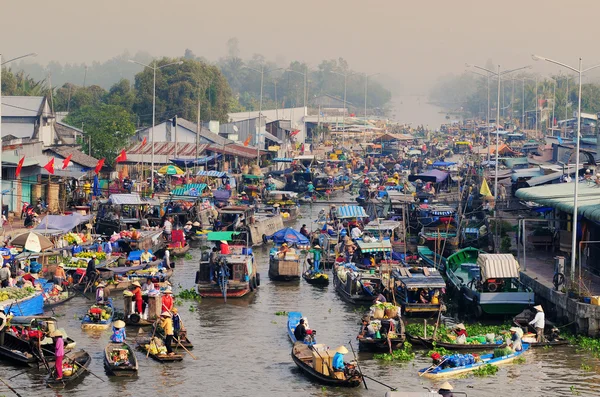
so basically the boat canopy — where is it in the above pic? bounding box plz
[207,231,241,241]
[364,220,402,231]
[477,254,520,280]
[268,227,309,246]
[170,183,208,196]
[391,269,446,289]
[336,205,368,219]
[242,174,264,180]
[34,213,92,235]
[267,190,299,197]
[432,161,457,167]
[196,170,228,177]
[10,316,58,325]
[356,239,392,253]
[272,158,294,162]
[107,193,148,205]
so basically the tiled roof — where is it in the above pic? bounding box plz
[44,146,100,168]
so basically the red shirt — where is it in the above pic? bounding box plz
[132,287,142,301]
[220,243,230,255]
[162,294,174,312]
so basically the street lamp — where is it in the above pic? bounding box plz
[330,70,356,138]
[533,54,600,282]
[285,66,308,110]
[244,66,282,167]
[128,59,183,191]
[363,72,379,143]
[0,52,37,230]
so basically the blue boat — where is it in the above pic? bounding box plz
[81,298,114,330]
[418,344,530,379]
[287,312,315,345]
[4,292,44,316]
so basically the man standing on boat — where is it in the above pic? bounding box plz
[309,245,322,274]
[529,305,545,343]
[159,312,175,356]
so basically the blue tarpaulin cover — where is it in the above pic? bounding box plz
[35,213,92,235]
[268,227,309,245]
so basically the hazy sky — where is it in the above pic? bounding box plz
[2,0,600,94]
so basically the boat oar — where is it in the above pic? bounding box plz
[362,374,397,391]
[40,348,105,382]
[348,340,368,390]
[8,369,30,381]
[146,321,158,359]
[0,377,24,397]
[173,336,196,360]
[419,357,449,377]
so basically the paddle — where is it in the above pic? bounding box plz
[0,376,24,397]
[146,321,159,359]
[41,348,105,382]
[362,374,397,391]
[419,357,449,377]
[8,369,30,381]
[173,335,196,360]
[348,340,368,390]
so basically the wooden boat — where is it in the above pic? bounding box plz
[269,250,301,281]
[46,350,91,388]
[7,316,76,364]
[287,312,316,344]
[81,300,113,330]
[358,336,404,353]
[292,342,363,387]
[333,264,382,305]
[153,327,194,349]
[391,267,446,316]
[410,334,505,351]
[0,338,37,366]
[303,271,329,286]
[137,339,184,362]
[104,342,138,376]
[169,243,190,257]
[418,344,530,379]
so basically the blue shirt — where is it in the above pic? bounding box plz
[110,327,126,343]
[332,352,344,370]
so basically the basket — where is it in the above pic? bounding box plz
[373,308,385,319]
[384,306,399,319]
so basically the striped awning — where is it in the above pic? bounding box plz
[170,183,208,196]
[356,240,392,253]
[477,254,520,280]
[196,170,227,177]
[336,205,368,219]
[273,158,294,162]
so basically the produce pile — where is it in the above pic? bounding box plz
[75,252,107,261]
[109,347,131,365]
[370,302,400,320]
[144,337,167,355]
[87,305,112,322]
[116,230,142,240]
[62,362,80,377]
[64,232,85,245]
[0,287,36,303]
[405,322,511,345]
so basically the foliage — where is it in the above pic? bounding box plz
[274,311,288,316]
[501,236,512,253]
[426,343,450,357]
[581,363,592,371]
[513,356,526,364]
[374,342,415,362]
[567,334,600,358]
[472,364,499,377]
[571,385,581,395]
[176,288,201,301]
[184,253,193,260]
[489,220,513,238]
[405,323,451,342]
[1,68,49,97]
[63,104,135,163]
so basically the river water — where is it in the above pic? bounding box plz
[1,202,600,396]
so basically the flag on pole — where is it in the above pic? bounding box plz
[115,150,127,163]
[62,154,73,169]
[43,158,55,174]
[290,129,300,137]
[15,156,25,178]
[95,158,105,174]
[480,178,492,197]
[141,136,147,146]
[243,134,251,147]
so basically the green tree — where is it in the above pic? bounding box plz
[105,79,135,113]
[64,104,135,164]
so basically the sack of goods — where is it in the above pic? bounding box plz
[446,353,476,368]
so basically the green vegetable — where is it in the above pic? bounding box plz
[473,364,499,377]
[374,342,415,362]
[176,288,201,301]
[274,311,288,316]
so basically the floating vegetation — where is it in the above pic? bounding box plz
[472,364,499,377]
[581,363,592,371]
[514,356,526,364]
[274,311,289,316]
[567,335,600,357]
[374,342,415,362]
[176,288,201,301]
[184,253,193,260]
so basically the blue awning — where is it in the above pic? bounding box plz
[432,161,457,167]
[170,183,208,196]
[273,158,294,163]
[170,155,222,167]
[336,205,368,219]
[196,170,227,177]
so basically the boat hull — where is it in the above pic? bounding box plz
[357,338,404,352]
[104,342,138,377]
[291,345,362,387]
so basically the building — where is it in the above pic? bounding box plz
[1,96,56,146]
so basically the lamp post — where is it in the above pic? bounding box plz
[244,66,282,167]
[466,68,491,163]
[0,52,37,229]
[285,66,308,110]
[330,70,356,146]
[533,54,600,282]
[364,72,379,143]
[128,59,183,192]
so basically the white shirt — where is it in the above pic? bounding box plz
[351,227,363,240]
[164,250,170,263]
[164,220,172,233]
[529,311,545,329]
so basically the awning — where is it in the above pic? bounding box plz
[267,190,298,197]
[392,269,446,288]
[432,161,457,167]
[196,170,227,177]
[409,169,449,183]
[364,220,402,231]
[336,205,368,219]
[273,158,294,163]
[34,214,92,235]
[525,171,564,187]
[261,131,282,144]
[477,254,520,280]
[170,183,208,196]
[207,231,240,241]
[108,193,147,205]
[356,240,392,253]
[170,155,221,167]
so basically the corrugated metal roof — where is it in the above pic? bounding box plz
[336,205,368,219]
[356,239,392,253]
[196,170,227,177]
[1,96,45,117]
[170,183,208,196]
[525,171,564,187]
[1,122,35,138]
[108,193,146,205]
[515,182,600,221]
[127,142,209,156]
[477,254,520,280]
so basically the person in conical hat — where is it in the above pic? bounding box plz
[529,305,546,343]
[111,320,127,343]
[438,381,454,397]
[332,346,348,371]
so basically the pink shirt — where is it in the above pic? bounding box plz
[55,337,64,357]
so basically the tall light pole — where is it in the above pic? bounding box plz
[244,66,282,166]
[285,66,308,110]
[364,72,379,143]
[533,54,600,282]
[0,52,37,229]
[331,70,356,145]
[128,59,182,191]
[548,76,558,134]
[466,68,491,162]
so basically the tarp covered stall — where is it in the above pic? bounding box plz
[336,205,368,219]
[34,214,92,235]
[196,170,227,177]
[408,169,450,184]
[170,183,209,196]
[356,239,392,253]
[477,254,520,280]
[207,231,240,241]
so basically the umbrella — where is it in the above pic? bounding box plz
[93,175,100,197]
[11,232,54,253]
[158,165,184,175]
[268,227,309,246]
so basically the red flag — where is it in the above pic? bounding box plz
[15,156,25,178]
[141,136,147,146]
[43,158,55,174]
[290,129,300,137]
[95,158,105,174]
[62,154,72,169]
[243,135,251,147]
[115,150,127,163]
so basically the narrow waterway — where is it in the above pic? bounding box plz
[0,202,599,396]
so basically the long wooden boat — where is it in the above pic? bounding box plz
[104,342,138,377]
[358,336,404,353]
[137,340,184,362]
[410,334,505,351]
[287,312,316,344]
[303,271,329,286]
[46,350,91,388]
[292,342,363,387]
[0,339,37,366]
[269,252,301,281]
[333,264,381,305]
[0,291,45,316]
[418,344,530,379]
[169,243,190,257]
[81,300,114,330]
[153,328,194,349]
